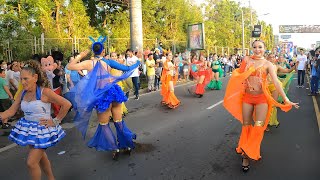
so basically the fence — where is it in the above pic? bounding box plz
[0,35,246,62]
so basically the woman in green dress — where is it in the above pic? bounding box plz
[207,53,223,90]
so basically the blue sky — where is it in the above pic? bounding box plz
[194,0,320,49]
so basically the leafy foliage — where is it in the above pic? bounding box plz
[0,0,274,60]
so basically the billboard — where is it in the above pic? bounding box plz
[279,25,320,33]
[187,23,205,50]
[252,25,262,37]
[280,42,294,55]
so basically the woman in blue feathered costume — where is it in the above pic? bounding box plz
[66,37,140,160]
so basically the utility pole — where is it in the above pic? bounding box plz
[241,9,245,56]
[249,0,253,52]
[129,0,143,53]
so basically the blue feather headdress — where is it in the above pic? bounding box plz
[89,36,107,55]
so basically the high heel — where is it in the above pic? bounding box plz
[265,126,270,132]
[123,147,132,156]
[112,149,120,160]
[242,158,250,172]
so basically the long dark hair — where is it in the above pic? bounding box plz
[22,60,50,88]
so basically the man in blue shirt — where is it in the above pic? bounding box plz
[309,56,320,96]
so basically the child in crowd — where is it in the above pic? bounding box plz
[0,68,13,129]
[154,58,163,90]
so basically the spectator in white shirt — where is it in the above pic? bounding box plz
[126,49,140,100]
[222,56,228,77]
[296,49,308,88]
[9,61,21,95]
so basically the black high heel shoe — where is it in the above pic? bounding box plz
[242,158,250,172]
[112,149,120,160]
[123,147,132,156]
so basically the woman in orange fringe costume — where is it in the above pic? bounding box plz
[223,40,299,172]
[189,54,212,98]
[160,52,181,108]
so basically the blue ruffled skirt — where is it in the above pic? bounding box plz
[95,84,127,113]
[114,120,136,149]
[87,123,118,151]
[8,118,66,149]
[87,121,136,151]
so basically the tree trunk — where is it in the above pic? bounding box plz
[54,0,61,38]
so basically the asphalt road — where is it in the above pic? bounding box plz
[0,75,319,180]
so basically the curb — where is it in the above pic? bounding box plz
[307,76,320,133]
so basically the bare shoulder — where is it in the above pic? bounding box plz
[82,59,96,70]
[264,61,275,73]
[83,59,94,65]
[98,59,109,69]
[243,56,250,62]
[42,87,54,96]
[264,60,273,67]
[39,87,54,102]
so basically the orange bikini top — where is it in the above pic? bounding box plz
[239,59,267,91]
[240,59,267,77]
[249,66,266,77]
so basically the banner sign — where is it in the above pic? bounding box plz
[280,35,291,39]
[187,23,205,50]
[279,25,320,33]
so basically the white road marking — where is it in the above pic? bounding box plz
[0,143,17,153]
[130,81,194,98]
[206,100,224,110]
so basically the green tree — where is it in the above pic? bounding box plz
[0,0,96,59]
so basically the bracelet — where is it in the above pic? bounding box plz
[52,118,61,126]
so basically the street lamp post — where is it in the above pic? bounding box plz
[248,0,270,52]
[241,9,245,56]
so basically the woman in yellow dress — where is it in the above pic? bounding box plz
[266,54,296,129]
[109,52,130,116]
